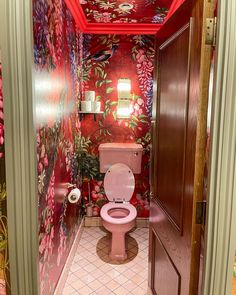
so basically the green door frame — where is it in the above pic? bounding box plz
[0,0,39,294]
[202,1,236,295]
[0,0,235,295]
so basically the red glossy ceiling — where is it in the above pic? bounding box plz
[65,0,185,34]
[80,0,172,24]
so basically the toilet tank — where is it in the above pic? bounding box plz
[99,143,143,174]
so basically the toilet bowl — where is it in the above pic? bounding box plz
[100,163,137,260]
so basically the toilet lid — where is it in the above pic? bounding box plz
[104,163,135,202]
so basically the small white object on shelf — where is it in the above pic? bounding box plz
[92,101,101,112]
[85,90,95,102]
[81,101,92,112]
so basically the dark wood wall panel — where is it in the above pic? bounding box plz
[156,25,190,231]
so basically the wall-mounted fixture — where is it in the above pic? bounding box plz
[118,3,134,12]
[117,78,131,99]
[117,78,132,118]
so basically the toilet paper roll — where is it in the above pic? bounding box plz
[92,101,101,112]
[85,91,95,102]
[68,188,81,203]
[81,101,92,112]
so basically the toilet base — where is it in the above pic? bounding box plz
[109,251,127,261]
[102,218,136,261]
[109,231,127,261]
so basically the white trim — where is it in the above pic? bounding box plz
[54,218,85,295]
[0,0,39,294]
[202,0,236,294]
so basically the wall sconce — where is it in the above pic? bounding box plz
[117,100,133,118]
[117,78,132,118]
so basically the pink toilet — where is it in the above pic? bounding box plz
[99,143,143,260]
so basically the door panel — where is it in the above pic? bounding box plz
[150,22,193,295]
[152,229,180,295]
[149,0,215,294]
[156,24,190,232]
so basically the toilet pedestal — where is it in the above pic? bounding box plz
[109,232,127,261]
[99,159,141,261]
[102,217,135,261]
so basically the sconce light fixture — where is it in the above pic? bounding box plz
[117,78,132,118]
[117,78,131,99]
[117,100,133,118]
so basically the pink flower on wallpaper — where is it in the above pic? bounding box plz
[136,48,154,111]
[43,156,49,167]
[137,98,144,106]
[75,119,81,131]
[54,0,63,61]
[57,225,67,266]
[97,193,104,199]
[132,102,144,117]
[136,49,146,63]
[94,185,100,192]
[39,172,55,288]
[0,124,4,137]
[91,184,104,201]
[134,103,140,111]
[46,174,55,209]
[94,12,112,23]
[41,144,46,158]
[38,162,43,173]
[91,190,99,201]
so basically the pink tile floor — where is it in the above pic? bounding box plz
[62,227,151,295]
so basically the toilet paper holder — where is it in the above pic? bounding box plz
[68,188,81,204]
[59,182,76,189]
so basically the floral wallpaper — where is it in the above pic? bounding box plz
[79,34,155,218]
[80,0,172,23]
[33,0,155,291]
[0,63,10,295]
[33,0,83,294]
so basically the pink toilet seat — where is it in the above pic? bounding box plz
[101,202,137,225]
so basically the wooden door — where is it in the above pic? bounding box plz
[149,1,216,295]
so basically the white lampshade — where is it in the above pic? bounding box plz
[117,99,132,118]
[117,78,131,99]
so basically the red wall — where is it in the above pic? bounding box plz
[33,0,83,293]
[79,34,155,217]
[33,0,155,292]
